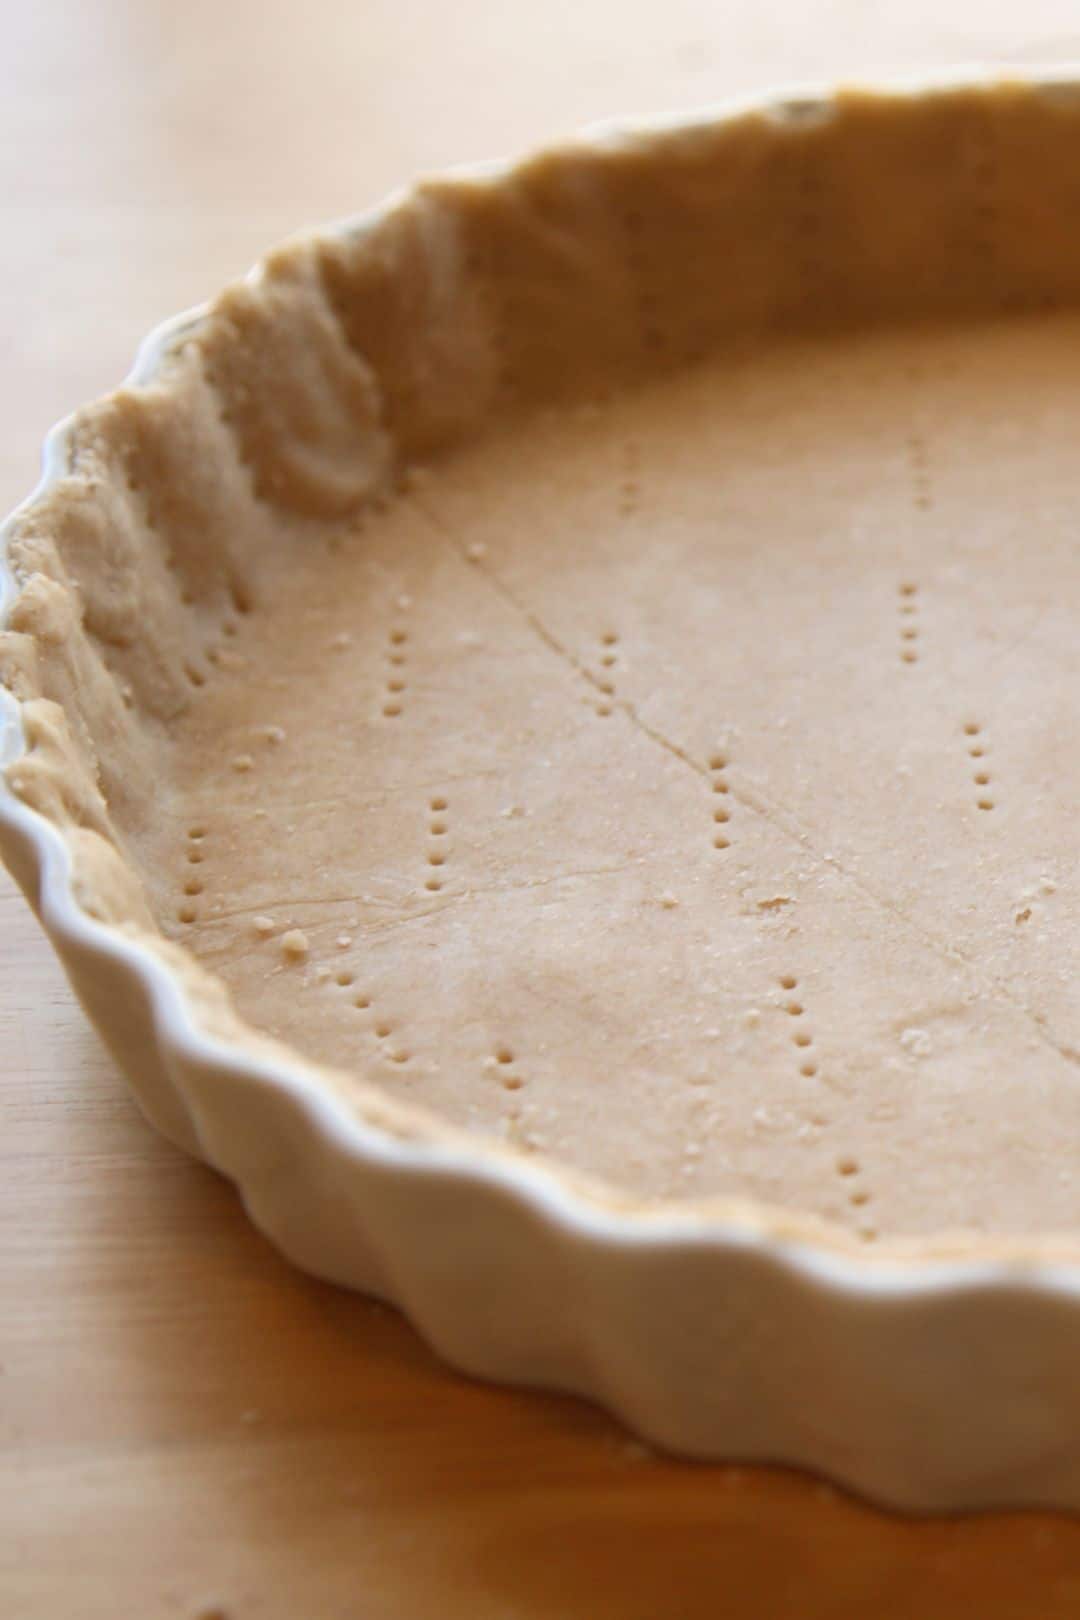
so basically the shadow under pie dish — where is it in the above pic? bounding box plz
[9,67,1080,1510]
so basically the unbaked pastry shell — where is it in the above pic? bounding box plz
[5,68,1080,1510]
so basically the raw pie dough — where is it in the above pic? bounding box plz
[7,82,1080,1245]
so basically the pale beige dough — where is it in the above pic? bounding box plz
[126,312,1080,1240]
[10,84,1080,1246]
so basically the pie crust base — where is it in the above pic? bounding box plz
[7,79,1080,1257]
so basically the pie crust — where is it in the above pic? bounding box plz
[5,71,1080,1509]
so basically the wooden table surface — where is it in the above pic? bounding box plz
[7,3,1080,1614]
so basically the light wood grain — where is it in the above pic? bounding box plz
[6,4,1080,1614]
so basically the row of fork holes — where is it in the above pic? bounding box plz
[964,722,994,810]
[492,1044,524,1091]
[780,975,873,1234]
[594,631,617,716]
[426,796,448,891]
[621,206,667,355]
[968,119,1001,279]
[779,974,816,1078]
[331,971,410,1065]
[898,582,919,664]
[125,461,254,684]
[906,434,932,512]
[710,751,731,849]
[179,824,207,923]
[465,245,518,397]
[184,613,243,690]
[383,626,407,717]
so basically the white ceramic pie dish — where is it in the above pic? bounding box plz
[8,66,1080,1512]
